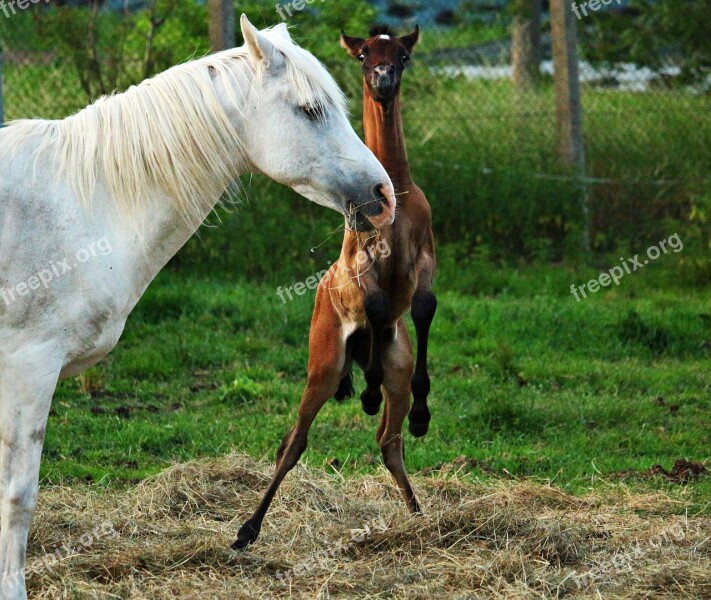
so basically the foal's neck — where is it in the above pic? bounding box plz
[363,84,412,190]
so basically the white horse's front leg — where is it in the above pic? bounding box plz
[0,350,60,600]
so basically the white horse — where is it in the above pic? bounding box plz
[0,15,395,599]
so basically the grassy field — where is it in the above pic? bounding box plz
[43,249,710,515]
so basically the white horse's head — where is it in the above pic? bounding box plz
[218,16,396,230]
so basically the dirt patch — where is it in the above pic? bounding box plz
[613,459,708,484]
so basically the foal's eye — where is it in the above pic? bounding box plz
[358,54,366,63]
[301,104,325,121]
[402,55,411,64]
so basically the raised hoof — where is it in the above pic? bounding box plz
[408,406,431,437]
[360,388,382,416]
[409,420,430,438]
[231,521,260,550]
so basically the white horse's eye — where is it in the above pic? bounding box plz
[301,104,325,121]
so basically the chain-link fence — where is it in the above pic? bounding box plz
[1,2,709,261]
[413,22,710,256]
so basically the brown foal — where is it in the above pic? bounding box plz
[232,26,436,550]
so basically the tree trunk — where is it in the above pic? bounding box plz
[209,0,236,52]
[550,0,591,252]
[512,0,542,90]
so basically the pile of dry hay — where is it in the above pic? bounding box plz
[27,454,710,599]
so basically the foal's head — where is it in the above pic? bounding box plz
[340,25,420,103]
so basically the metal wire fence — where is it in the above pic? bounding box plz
[1,6,709,257]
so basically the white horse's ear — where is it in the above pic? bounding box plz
[240,14,284,68]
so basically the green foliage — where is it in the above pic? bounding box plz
[13,0,209,101]
[579,0,711,87]
[2,0,710,265]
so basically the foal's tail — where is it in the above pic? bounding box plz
[334,369,355,402]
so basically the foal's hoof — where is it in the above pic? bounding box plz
[408,406,431,437]
[409,420,430,438]
[231,521,260,550]
[361,388,382,416]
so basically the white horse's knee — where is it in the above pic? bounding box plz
[2,482,38,522]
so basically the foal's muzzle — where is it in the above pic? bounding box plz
[371,65,399,99]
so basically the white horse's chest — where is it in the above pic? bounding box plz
[0,175,143,375]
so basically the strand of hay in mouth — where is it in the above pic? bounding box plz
[26,454,711,599]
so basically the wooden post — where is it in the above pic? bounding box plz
[209,0,236,52]
[550,0,591,252]
[512,0,542,90]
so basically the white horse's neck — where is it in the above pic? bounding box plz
[77,57,254,284]
[0,56,254,330]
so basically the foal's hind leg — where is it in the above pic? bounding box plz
[232,301,347,550]
[380,320,420,514]
[0,348,61,600]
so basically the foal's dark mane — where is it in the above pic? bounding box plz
[369,24,397,37]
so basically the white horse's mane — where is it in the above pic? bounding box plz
[0,25,347,225]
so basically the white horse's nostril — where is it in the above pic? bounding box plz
[371,184,387,205]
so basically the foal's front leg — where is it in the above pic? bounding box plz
[0,348,61,600]
[409,258,437,437]
[232,298,346,550]
[360,288,390,416]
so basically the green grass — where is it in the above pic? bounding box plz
[42,254,711,512]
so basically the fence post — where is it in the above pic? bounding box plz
[512,0,542,90]
[550,0,591,252]
[0,47,5,127]
[209,0,236,52]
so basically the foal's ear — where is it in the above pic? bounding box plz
[399,25,420,54]
[340,31,366,58]
[240,14,284,68]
